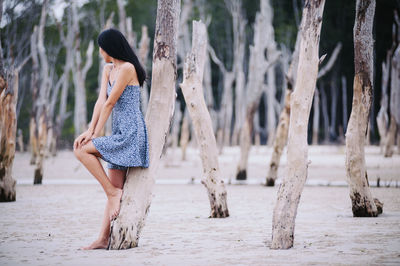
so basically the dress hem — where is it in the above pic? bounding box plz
[92,138,149,169]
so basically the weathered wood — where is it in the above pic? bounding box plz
[226,0,247,146]
[108,0,180,249]
[0,68,18,202]
[72,2,94,137]
[180,21,229,218]
[345,0,381,217]
[235,0,279,180]
[139,25,150,115]
[271,0,325,249]
[265,15,302,186]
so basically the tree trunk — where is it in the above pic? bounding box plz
[271,0,325,249]
[0,68,17,202]
[179,109,190,160]
[266,87,291,186]
[312,88,320,145]
[108,0,180,249]
[320,84,329,142]
[345,0,382,217]
[265,19,302,186]
[226,0,247,146]
[235,0,279,180]
[180,21,229,217]
[377,60,390,151]
[139,25,150,115]
[72,2,94,137]
[341,76,348,134]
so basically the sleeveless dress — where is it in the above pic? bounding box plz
[92,79,150,170]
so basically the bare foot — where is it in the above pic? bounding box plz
[108,188,123,220]
[80,238,108,250]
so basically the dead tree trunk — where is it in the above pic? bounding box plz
[139,25,150,115]
[72,2,94,137]
[235,0,279,180]
[108,0,180,249]
[341,76,348,135]
[208,45,235,151]
[265,17,302,186]
[30,2,50,184]
[345,0,382,217]
[180,21,229,217]
[312,87,320,144]
[0,65,21,202]
[226,0,247,146]
[271,0,325,249]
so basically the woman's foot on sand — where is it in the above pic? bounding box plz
[108,188,123,220]
[80,238,108,250]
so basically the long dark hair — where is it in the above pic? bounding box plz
[97,28,146,87]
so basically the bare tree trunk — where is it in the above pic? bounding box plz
[341,76,348,134]
[166,100,182,166]
[265,21,302,186]
[72,2,94,137]
[312,88,320,144]
[235,0,279,180]
[17,129,24,152]
[226,0,247,146]
[271,0,325,249]
[179,109,190,160]
[108,0,180,249]
[0,67,18,202]
[208,39,235,151]
[139,25,150,115]
[320,84,329,142]
[329,76,338,140]
[180,21,229,217]
[377,60,390,151]
[30,1,50,184]
[345,0,382,217]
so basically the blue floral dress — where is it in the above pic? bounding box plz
[92,79,150,170]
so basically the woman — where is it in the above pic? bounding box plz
[73,28,149,250]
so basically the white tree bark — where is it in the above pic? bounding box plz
[265,24,302,186]
[235,0,279,180]
[345,0,382,217]
[108,0,180,249]
[341,75,348,135]
[31,2,50,184]
[226,0,247,145]
[139,25,150,115]
[208,45,235,150]
[180,21,229,217]
[312,87,320,145]
[271,0,325,249]
[72,2,94,137]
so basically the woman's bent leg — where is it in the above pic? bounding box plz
[73,140,123,220]
[81,168,127,250]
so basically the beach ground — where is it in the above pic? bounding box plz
[1,146,399,265]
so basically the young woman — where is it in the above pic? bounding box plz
[73,28,149,250]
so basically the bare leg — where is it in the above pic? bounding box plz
[81,168,127,250]
[73,140,123,220]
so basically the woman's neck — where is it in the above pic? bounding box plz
[111,59,124,68]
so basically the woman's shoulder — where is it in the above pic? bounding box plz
[120,62,137,74]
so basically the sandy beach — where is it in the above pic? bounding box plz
[1,146,400,265]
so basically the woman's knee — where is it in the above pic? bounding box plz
[73,146,84,160]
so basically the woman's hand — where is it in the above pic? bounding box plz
[73,130,94,150]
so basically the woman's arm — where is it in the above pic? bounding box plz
[88,63,112,134]
[93,63,136,137]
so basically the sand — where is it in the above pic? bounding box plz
[1,146,400,265]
